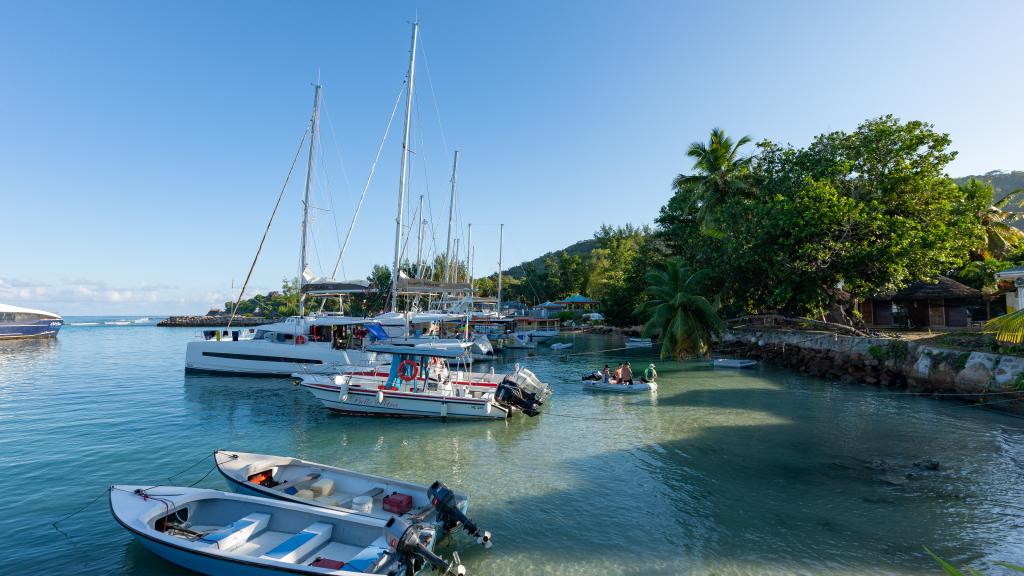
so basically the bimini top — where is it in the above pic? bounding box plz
[0,303,62,319]
[366,343,470,358]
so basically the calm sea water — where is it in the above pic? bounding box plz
[2,321,1023,575]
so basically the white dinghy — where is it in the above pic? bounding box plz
[582,380,657,393]
[215,451,490,546]
[549,342,573,350]
[710,358,759,369]
[109,485,465,576]
[297,344,552,419]
[624,337,653,348]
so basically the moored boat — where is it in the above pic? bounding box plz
[215,450,490,546]
[297,344,552,419]
[109,484,464,575]
[624,337,652,348]
[549,342,573,350]
[582,380,657,393]
[710,358,759,369]
[0,304,63,339]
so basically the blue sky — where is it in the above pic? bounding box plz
[2,1,1023,315]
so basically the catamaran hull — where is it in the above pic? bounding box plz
[0,319,63,339]
[302,382,508,419]
[185,340,383,376]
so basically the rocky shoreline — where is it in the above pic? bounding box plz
[718,329,1024,414]
[157,315,270,327]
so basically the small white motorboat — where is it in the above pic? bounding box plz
[109,484,464,576]
[710,358,759,369]
[624,337,652,348]
[582,380,657,393]
[549,342,573,350]
[297,344,552,419]
[215,451,490,546]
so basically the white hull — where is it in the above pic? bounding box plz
[109,485,438,576]
[301,377,508,419]
[186,339,384,376]
[583,381,657,393]
[710,358,758,369]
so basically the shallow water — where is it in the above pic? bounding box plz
[2,324,1023,575]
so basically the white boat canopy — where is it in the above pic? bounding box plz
[0,303,61,319]
[366,343,470,358]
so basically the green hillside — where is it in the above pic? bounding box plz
[955,170,1024,208]
[504,238,599,278]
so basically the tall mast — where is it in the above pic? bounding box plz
[299,82,321,317]
[444,150,459,283]
[497,223,504,316]
[415,194,425,278]
[391,21,419,312]
[466,223,473,297]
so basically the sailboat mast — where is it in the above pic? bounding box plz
[497,223,503,315]
[391,21,419,312]
[466,223,473,296]
[415,194,425,278]
[444,150,459,283]
[299,82,321,317]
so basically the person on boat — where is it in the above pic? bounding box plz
[613,363,623,383]
[602,364,611,383]
[621,362,634,385]
[642,363,657,383]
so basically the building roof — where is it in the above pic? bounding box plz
[556,294,598,304]
[995,266,1024,279]
[535,301,563,308]
[890,275,981,300]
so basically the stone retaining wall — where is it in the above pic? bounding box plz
[720,330,1024,413]
[157,315,270,327]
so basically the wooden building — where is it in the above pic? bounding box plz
[860,275,981,329]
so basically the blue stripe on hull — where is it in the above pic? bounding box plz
[0,319,63,339]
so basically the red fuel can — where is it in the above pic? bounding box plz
[383,492,413,514]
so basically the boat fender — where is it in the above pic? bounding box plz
[377,390,385,404]
[338,381,349,402]
[485,401,492,415]
[295,335,306,345]
[440,403,447,418]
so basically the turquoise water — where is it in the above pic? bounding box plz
[2,322,1024,574]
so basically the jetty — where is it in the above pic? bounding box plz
[157,315,269,327]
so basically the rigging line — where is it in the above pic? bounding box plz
[313,131,343,262]
[324,81,405,288]
[227,128,309,328]
[417,30,451,162]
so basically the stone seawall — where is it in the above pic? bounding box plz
[720,330,1024,413]
[157,315,270,327]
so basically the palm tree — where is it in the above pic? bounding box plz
[672,128,753,233]
[636,260,724,359]
[964,178,1024,259]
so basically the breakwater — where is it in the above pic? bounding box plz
[157,315,269,327]
[720,329,1024,413]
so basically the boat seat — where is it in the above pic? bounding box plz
[260,522,333,564]
[343,545,388,572]
[199,513,271,551]
[311,478,335,497]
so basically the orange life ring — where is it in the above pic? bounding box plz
[398,359,418,382]
[295,335,306,345]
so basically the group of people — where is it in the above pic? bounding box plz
[584,362,657,385]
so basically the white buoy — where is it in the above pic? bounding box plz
[377,390,385,403]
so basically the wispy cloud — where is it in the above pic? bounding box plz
[0,277,248,315]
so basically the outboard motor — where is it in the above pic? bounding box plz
[428,481,492,548]
[470,335,494,357]
[494,366,552,417]
[385,516,465,575]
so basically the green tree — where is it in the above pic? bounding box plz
[636,260,723,358]
[962,178,1024,260]
[672,127,752,233]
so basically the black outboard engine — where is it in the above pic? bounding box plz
[493,366,552,417]
[385,516,465,575]
[428,481,492,548]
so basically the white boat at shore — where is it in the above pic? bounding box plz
[624,337,653,348]
[549,342,573,350]
[215,450,490,546]
[710,358,759,369]
[109,484,463,576]
[297,344,552,419]
[582,380,657,393]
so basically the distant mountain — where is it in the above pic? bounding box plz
[954,170,1024,208]
[504,238,599,278]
